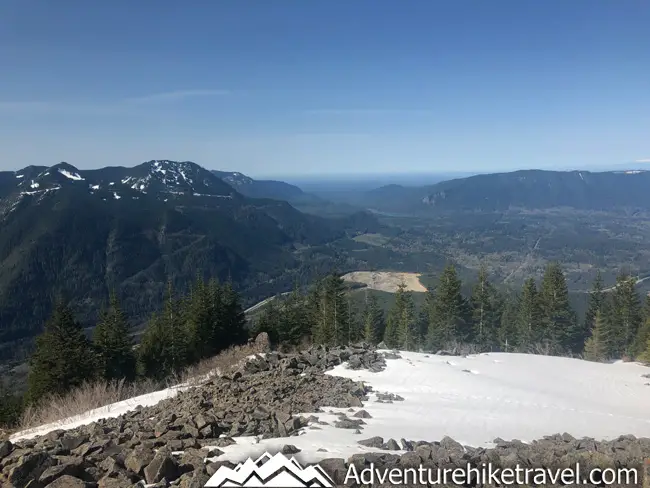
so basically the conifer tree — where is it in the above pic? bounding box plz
[425,264,468,350]
[184,275,215,362]
[498,294,520,352]
[219,281,248,348]
[516,278,542,347]
[385,283,417,351]
[93,291,136,381]
[583,271,605,335]
[362,292,385,344]
[609,272,642,357]
[310,274,349,346]
[138,282,189,379]
[27,300,98,404]
[469,266,499,349]
[538,262,576,353]
[583,310,607,362]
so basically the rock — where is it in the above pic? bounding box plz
[280,445,301,455]
[144,450,179,484]
[0,440,13,460]
[124,446,154,475]
[8,451,56,487]
[352,409,372,419]
[384,438,401,451]
[254,332,271,353]
[358,436,384,448]
[318,458,347,485]
[39,460,83,485]
[44,475,89,487]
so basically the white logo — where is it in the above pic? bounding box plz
[204,451,335,487]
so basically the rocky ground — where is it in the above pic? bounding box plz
[1,343,649,487]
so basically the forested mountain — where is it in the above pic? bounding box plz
[358,169,650,214]
[0,160,380,362]
[211,170,321,204]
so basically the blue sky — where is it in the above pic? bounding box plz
[1,1,648,177]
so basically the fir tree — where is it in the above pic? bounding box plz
[498,294,520,352]
[138,282,190,379]
[583,311,607,362]
[310,274,349,346]
[219,281,248,348]
[386,283,417,351]
[425,264,468,351]
[362,292,385,344]
[93,291,136,381]
[609,272,642,357]
[538,262,576,353]
[469,266,499,349]
[584,271,605,330]
[27,300,98,404]
[516,278,542,348]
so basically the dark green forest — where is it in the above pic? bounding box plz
[2,262,650,428]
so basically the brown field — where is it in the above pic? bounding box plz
[342,271,428,293]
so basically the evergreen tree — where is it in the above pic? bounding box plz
[219,281,248,348]
[633,316,650,360]
[425,264,468,351]
[27,300,98,404]
[310,274,349,346]
[538,262,576,353]
[93,291,136,381]
[0,386,23,427]
[583,311,607,362]
[609,272,642,357]
[469,266,499,349]
[583,271,605,335]
[385,283,417,351]
[138,282,190,379]
[516,278,542,348]
[498,293,520,352]
[184,275,215,362]
[362,292,385,344]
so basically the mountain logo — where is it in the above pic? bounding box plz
[204,451,335,487]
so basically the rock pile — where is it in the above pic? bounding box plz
[0,344,386,487]
[2,343,649,487]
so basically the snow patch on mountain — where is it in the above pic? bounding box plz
[58,168,84,181]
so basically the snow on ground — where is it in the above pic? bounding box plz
[11,351,650,464]
[213,351,650,463]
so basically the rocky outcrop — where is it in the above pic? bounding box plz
[3,344,649,487]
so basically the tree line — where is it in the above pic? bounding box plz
[0,276,247,426]
[2,263,650,427]
[253,263,650,362]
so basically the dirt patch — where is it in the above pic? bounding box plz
[342,271,428,293]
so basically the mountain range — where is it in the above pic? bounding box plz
[355,169,650,214]
[0,160,380,363]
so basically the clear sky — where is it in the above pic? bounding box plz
[1,1,648,177]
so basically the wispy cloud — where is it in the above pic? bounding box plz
[304,108,431,116]
[634,158,650,163]
[125,89,230,104]
[0,89,230,116]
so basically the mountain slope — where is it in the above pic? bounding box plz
[212,170,319,203]
[362,169,650,213]
[0,160,380,362]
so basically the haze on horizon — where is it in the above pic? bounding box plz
[1,1,648,178]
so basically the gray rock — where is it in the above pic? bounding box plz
[358,436,384,448]
[44,475,89,487]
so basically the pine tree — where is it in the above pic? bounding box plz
[93,291,136,381]
[609,272,642,357]
[583,311,607,362]
[184,275,215,362]
[425,264,468,351]
[362,292,385,344]
[538,262,576,353]
[516,278,542,348]
[469,266,499,349]
[27,300,98,404]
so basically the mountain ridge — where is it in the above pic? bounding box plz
[359,168,650,213]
